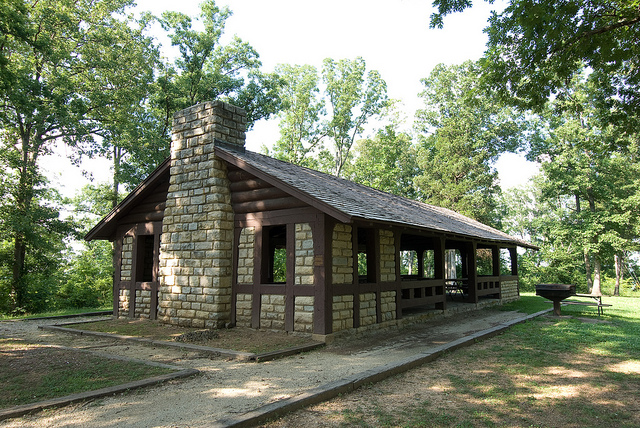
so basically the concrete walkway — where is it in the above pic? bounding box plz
[0,305,549,428]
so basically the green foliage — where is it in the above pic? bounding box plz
[269,64,325,169]
[347,118,421,198]
[414,61,528,226]
[321,57,389,177]
[272,248,287,283]
[58,241,113,309]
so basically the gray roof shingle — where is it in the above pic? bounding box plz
[218,147,534,248]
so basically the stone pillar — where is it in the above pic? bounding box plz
[158,101,246,328]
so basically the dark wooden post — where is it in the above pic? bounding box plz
[314,215,333,335]
[285,223,295,331]
[492,246,500,277]
[509,247,518,276]
[466,241,478,304]
[434,237,446,310]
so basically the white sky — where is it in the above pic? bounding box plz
[41,0,538,198]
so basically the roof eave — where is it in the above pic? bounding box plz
[215,147,353,224]
[84,157,171,241]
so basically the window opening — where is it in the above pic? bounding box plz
[445,249,462,279]
[357,228,375,283]
[265,225,287,283]
[136,235,155,282]
[500,248,514,275]
[476,248,494,276]
[423,249,435,278]
[400,250,418,276]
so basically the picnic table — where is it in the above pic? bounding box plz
[446,279,468,300]
[562,293,612,316]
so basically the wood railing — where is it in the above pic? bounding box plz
[399,278,445,310]
[476,276,501,298]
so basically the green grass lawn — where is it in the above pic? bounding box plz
[270,295,640,428]
[0,307,111,321]
[0,339,174,409]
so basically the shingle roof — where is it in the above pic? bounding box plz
[217,147,535,249]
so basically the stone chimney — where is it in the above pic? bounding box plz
[157,101,246,328]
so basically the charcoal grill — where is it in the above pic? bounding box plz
[536,283,576,316]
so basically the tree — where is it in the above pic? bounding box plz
[525,74,640,295]
[0,0,156,311]
[153,0,282,136]
[414,61,526,226]
[268,64,326,169]
[321,57,389,177]
[347,107,421,198]
[431,0,640,120]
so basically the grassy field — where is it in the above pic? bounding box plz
[0,339,173,409]
[0,307,110,321]
[269,295,640,427]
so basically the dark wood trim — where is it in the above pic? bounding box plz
[509,247,518,276]
[235,207,320,228]
[285,223,295,332]
[85,158,170,241]
[231,187,290,203]
[492,245,500,277]
[466,241,478,304]
[232,197,308,214]
[235,283,315,295]
[112,237,123,317]
[128,201,166,215]
[216,147,353,224]
[434,237,446,310]
[316,215,334,335]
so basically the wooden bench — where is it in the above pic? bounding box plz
[562,294,612,316]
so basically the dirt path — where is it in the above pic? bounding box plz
[0,308,527,427]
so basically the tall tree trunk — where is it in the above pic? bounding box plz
[592,257,602,296]
[584,250,593,293]
[614,253,622,296]
[112,146,122,208]
[576,194,593,291]
[12,236,26,309]
[587,191,600,295]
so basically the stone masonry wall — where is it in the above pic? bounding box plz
[120,236,133,282]
[134,290,152,318]
[332,224,353,285]
[235,293,252,327]
[501,279,519,301]
[379,229,396,282]
[359,292,377,326]
[260,294,285,330]
[237,227,255,284]
[380,291,397,322]
[158,101,246,328]
[118,289,129,317]
[332,295,354,332]
[295,223,314,286]
[294,296,314,333]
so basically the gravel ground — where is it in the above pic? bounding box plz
[0,306,528,428]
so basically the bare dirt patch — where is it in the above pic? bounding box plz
[65,318,316,354]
